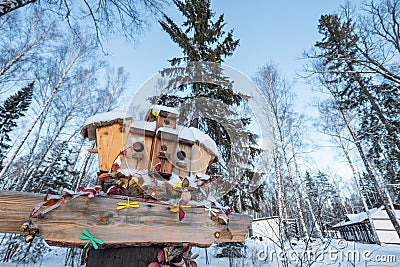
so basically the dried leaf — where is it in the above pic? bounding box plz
[129,178,138,187]
[44,190,50,201]
[179,207,185,221]
[224,208,231,215]
[119,178,129,189]
[43,198,59,207]
[212,176,218,186]
[60,197,66,208]
[204,181,209,192]
[170,205,179,213]
[226,228,233,240]
[182,177,189,187]
[157,249,164,263]
[111,163,120,171]
[181,204,191,211]
[154,162,161,172]
[137,175,145,186]
[98,173,111,181]
[30,202,44,217]
[106,186,119,195]
[217,216,228,225]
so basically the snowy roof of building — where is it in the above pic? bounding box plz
[332,207,383,228]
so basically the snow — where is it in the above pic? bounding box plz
[83,110,131,126]
[130,120,156,132]
[7,238,400,266]
[333,207,383,227]
[150,104,179,115]
[190,127,217,155]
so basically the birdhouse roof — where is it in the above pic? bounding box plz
[151,105,179,116]
[130,120,157,132]
[81,111,131,140]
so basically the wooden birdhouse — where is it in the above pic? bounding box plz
[190,127,218,174]
[150,127,177,178]
[120,121,156,171]
[173,126,195,177]
[80,111,132,172]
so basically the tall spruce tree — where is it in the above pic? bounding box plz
[155,0,263,212]
[0,83,34,170]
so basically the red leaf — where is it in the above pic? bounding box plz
[182,246,190,253]
[225,208,231,215]
[212,177,218,186]
[179,207,185,221]
[60,197,66,208]
[106,186,119,195]
[157,249,164,263]
[44,190,50,201]
[98,173,111,181]
[111,162,120,171]
[182,257,189,267]
[77,186,84,192]
[154,163,161,172]
[147,262,159,267]
[43,198,59,207]
[30,202,44,217]
[204,181,209,192]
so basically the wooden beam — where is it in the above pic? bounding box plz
[0,190,251,248]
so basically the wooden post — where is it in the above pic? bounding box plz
[87,246,163,267]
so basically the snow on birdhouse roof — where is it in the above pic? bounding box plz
[81,111,132,140]
[190,127,217,155]
[83,111,131,126]
[151,105,179,115]
[130,120,156,132]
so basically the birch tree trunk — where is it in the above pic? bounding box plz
[289,124,324,241]
[0,41,80,182]
[334,122,381,245]
[327,81,400,238]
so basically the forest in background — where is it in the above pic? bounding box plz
[0,0,399,265]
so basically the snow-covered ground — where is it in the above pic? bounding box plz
[1,238,399,266]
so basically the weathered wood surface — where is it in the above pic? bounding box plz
[0,190,251,248]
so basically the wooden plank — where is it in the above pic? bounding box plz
[0,190,251,248]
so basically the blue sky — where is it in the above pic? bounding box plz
[106,0,349,98]
[105,0,356,180]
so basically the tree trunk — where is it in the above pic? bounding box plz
[289,126,324,241]
[0,48,78,181]
[331,89,400,239]
[0,0,37,18]
[86,246,163,267]
[335,128,381,245]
